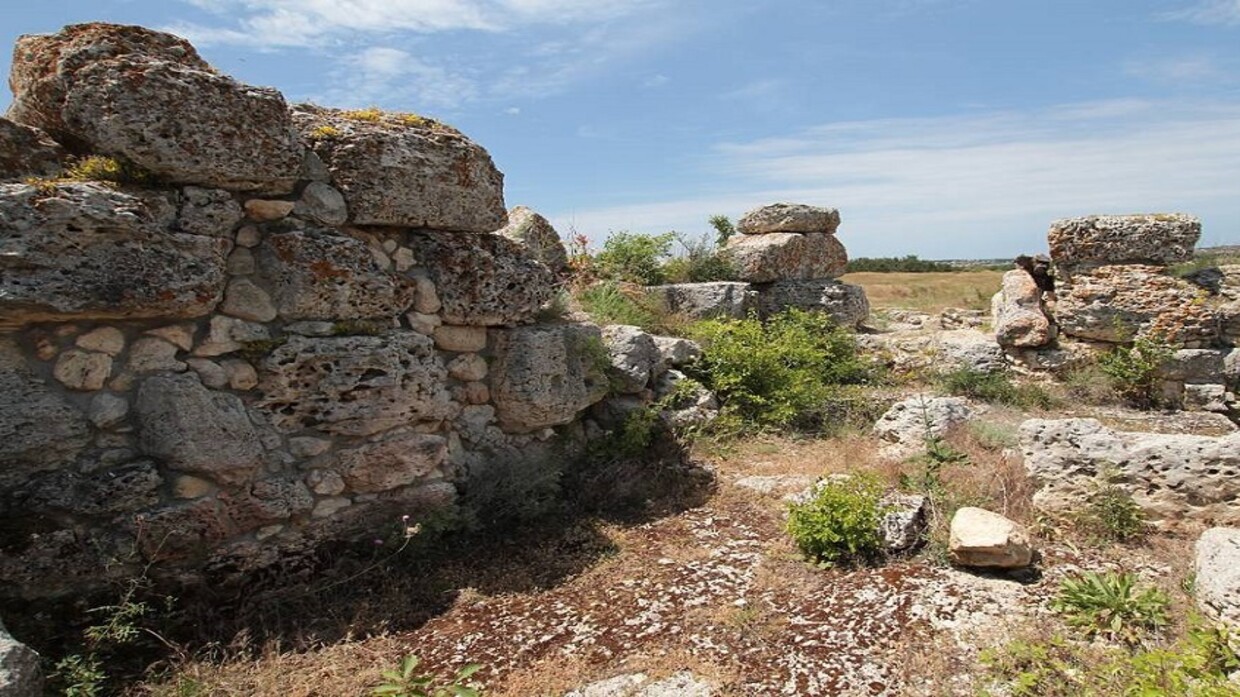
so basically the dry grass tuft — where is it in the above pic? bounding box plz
[841,270,1004,313]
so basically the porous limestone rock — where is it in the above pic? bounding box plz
[948,507,1034,568]
[645,282,758,320]
[0,617,41,697]
[737,203,840,235]
[256,228,416,320]
[873,395,978,458]
[177,187,242,238]
[1055,265,1216,344]
[565,671,713,697]
[220,278,278,322]
[490,324,610,432]
[258,332,457,436]
[8,23,303,192]
[294,104,505,232]
[0,182,228,326]
[755,279,869,326]
[1194,527,1240,625]
[52,349,112,390]
[601,325,660,394]
[0,116,63,180]
[992,269,1054,348]
[126,337,184,373]
[653,336,702,369]
[75,326,125,355]
[336,433,448,493]
[726,232,847,283]
[1048,214,1200,267]
[446,354,488,382]
[1160,349,1228,383]
[933,329,1009,374]
[243,199,294,221]
[434,325,487,352]
[135,372,264,485]
[496,205,568,272]
[1021,418,1240,524]
[410,231,556,326]
[19,460,162,516]
[652,370,719,428]
[293,182,347,226]
[881,493,929,553]
[0,339,91,489]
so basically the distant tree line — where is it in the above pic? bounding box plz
[844,255,956,273]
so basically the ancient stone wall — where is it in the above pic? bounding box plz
[0,23,659,600]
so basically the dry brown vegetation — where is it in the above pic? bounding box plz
[841,270,1005,313]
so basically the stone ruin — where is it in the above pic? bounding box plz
[646,202,871,327]
[0,22,708,607]
[992,213,1239,414]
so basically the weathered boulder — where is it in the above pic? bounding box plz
[336,433,448,493]
[135,373,264,485]
[0,339,90,490]
[1021,418,1240,524]
[652,336,702,370]
[601,325,660,394]
[873,395,978,458]
[258,332,457,436]
[1054,264,1216,345]
[177,186,243,238]
[645,282,757,320]
[496,205,568,272]
[8,23,303,192]
[881,493,929,552]
[256,228,416,320]
[948,507,1034,568]
[293,181,347,226]
[294,105,505,232]
[19,461,162,516]
[755,279,869,326]
[0,116,64,180]
[726,232,847,283]
[0,182,228,326]
[410,231,556,326]
[490,324,610,432]
[1048,214,1200,267]
[1160,349,1228,383]
[934,329,1009,373]
[992,270,1054,348]
[0,617,41,697]
[1194,527,1240,625]
[737,202,840,235]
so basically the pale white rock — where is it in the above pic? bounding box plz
[491,324,610,432]
[178,186,242,238]
[653,336,702,369]
[992,270,1054,348]
[53,349,112,390]
[185,358,228,389]
[737,202,841,235]
[127,337,185,373]
[221,358,259,390]
[220,278,277,322]
[192,315,270,357]
[413,276,442,314]
[312,496,352,519]
[873,395,978,458]
[646,282,757,320]
[948,507,1034,568]
[495,205,568,272]
[881,493,929,552]
[306,469,345,496]
[0,617,42,697]
[755,279,870,326]
[88,392,129,428]
[144,324,195,351]
[1184,383,1230,413]
[336,433,448,493]
[463,381,490,405]
[393,247,415,272]
[726,232,847,283]
[407,312,442,335]
[434,325,488,352]
[172,474,214,499]
[602,325,661,394]
[447,354,488,382]
[75,327,125,356]
[1049,213,1200,267]
[244,199,294,221]
[1194,527,1240,625]
[235,225,261,248]
[1021,418,1240,525]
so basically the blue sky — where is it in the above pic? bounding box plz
[3,1,1239,259]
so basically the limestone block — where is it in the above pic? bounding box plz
[992,270,1053,348]
[737,203,840,235]
[8,23,303,192]
[645,282,757,320]
[294,104,505,232]
[336,433,448,493]
[726,232,847,283]
[490,324,610,432]
[0,339,91,489]
[601,325,660,394]
[0,115,63,180]
[257,333,457,436]
[410,231,555,326]
[948,507,1034,568]
[1048,214,1200,267]
[755,279,869,326]
[495,205,567,272]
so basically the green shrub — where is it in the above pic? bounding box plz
[1061,363,1123,406]
[372,654,482,697]
[708,214,735,246]
[689,309,876,432]
[1050,571,1170,644]
[1077,483,1147,543]
[64,155,156,186]
[593,231,675,285]
[1098,337,1173,410]
[937,367,1056,409]
[786,473,888,565]
[661,232,737,283]
[575,282,687,335]
[845,255,955,273]
[981,621,1240,697]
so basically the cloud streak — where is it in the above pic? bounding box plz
[552,100,1240,258]
[1162,0,1240,26]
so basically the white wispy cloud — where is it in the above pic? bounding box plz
[1162,0,1240,26]
[551,100,1240,258]
[1125,54,1231,84]
[312,47,478,110]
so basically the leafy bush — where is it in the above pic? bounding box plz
[593,231,675,285]
[575,282,688,336]
[372,654,482,697]
[1050,571,1170,644]
[708,214,735,246]
[1098,337,1173,410]
[981,621,1240,697]
[845,255,955,273]
[1076,483,1147,543]
[786,473,888,565]
[689,310,876,432]
[64,155,156,185]
[661,232,737,284]
[937,367,1056,409]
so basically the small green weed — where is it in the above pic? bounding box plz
[1076,482,1147,543]
[1098,337,1174,410]
[310,124,342,139]
[937,367,1056,409]
[786,472,888,566]
[1050,571,1170,644]
[64,155,156,185]
[372,654,482,697]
